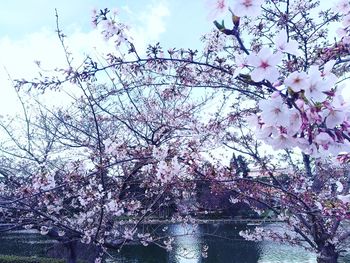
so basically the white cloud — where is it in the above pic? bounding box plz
[0,1,170,115]
[127,2,170,54]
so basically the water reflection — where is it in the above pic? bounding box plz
[0,224,349,263]
[258,241,316,263]
[109,223,349,263]
[168,224,202,263]
[0,230,56,257]
[257,223,317,263]
[147,223,261,263]
[201,224,260,263]
[109,243,167,263]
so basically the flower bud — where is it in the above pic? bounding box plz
[232,15,240,27]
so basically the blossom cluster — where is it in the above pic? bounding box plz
[210,0,350,160]
[335,0,350,44]
[251,64,350,158]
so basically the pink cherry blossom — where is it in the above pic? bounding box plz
[284,71,308,92]
[255,125,275,140]
[274,30,301,56]
[156,160,172,183]
[305,106,323,124]
[322,60,337,80]
[232,54,249,78]
[206,0,228,20]
[231,0,264,18]
[333,0,350,14]
[247,47,282,83]
[246,114,260,129]
[288,109,302,135]
[258,96,290,127]
[269,130,293,150]
[336,27,348,38]
[296,137,313,151]
[329,141,350,155]
[6,3,350,262]
[304,66,330,102]
[324,107,347,129]
[314,132,334,148]
[337,194,350,203]
[336,181,344,192]
[153,145,169,161]
[322,95,348,128]
[343,14,350,27]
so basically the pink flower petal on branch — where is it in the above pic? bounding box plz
[284,71,308,92]
[206,0,228,20]
[259,96,290,127]
[247,47,282,83]
[275,30,301,56]
[232,0,264,17]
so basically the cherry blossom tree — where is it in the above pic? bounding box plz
[0,65,209,261]
[1,0,350,263]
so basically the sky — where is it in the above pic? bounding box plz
[0,0,214,115]
[0,1,345,166]
[0,1,342,117]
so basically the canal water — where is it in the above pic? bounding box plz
[0,224,349,263]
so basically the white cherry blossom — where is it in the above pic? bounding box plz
[258,96,290,127]
[269,131,293,150]
[324,107,347,129]
[232,54,249,78]
[231,0,264,17]
[247,47,282,83]
[333,0,350,14]
[274,30,301,56]
[322,95,348,128]
[322,60,337,85]
[206,0,228,19]
[343,14,350,27]
[328,141,350,155]
[304,66,330,102]
[337,194,350,203]
[314,132,334,148]
[336,181,344,192]
[284,71,308,92]
[255,125,275,140]
[288,109,302,135]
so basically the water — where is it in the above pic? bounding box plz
[0,224,349,263]
[0,229,55,257]
[107,224,320,263]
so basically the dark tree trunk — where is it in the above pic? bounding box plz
[66,240,77,263]
[316,243,339,263]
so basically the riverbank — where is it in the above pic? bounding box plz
[113,217,282,225]
[0,255,65,263]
